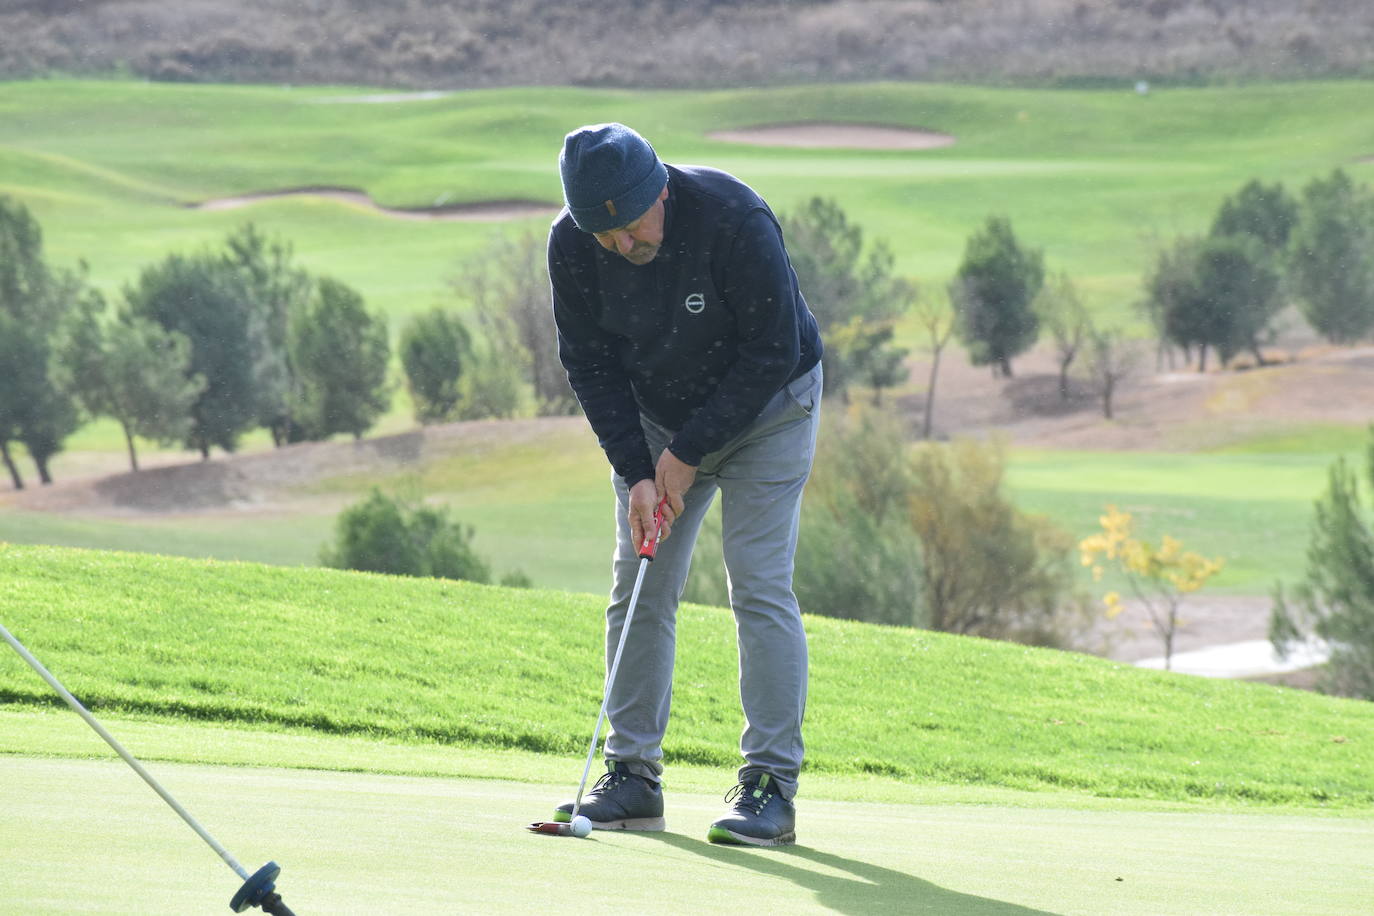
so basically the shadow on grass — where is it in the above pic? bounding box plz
[630,832,1061,915]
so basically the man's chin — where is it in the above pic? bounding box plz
[622,246,660,265]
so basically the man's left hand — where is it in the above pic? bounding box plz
[655,448,697,526]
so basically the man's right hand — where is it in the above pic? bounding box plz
[628,478,673,551]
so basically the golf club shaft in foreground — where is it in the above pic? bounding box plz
[570,500,667,821]
[0,621,297,914]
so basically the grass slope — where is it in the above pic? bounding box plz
[2,544,1370,808]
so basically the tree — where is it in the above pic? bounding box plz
[400,308,473,424]
[777,197,911,400]
[55,299,206,472]
[1193,235,1283,367]
[1033,271,1091,401]
[1139,237,1200,370]
[1209,178,1299,255]
[0,312,32,488]
[320,488,494,583]
[1143,235,1281,371]
[222,224,313,446]
[1080,505,1225,670]
[1270,434,1374,699]
[912,290,955,439]
[823,315,909,406]
[908,436,1092,648]
[1287,168,1374,344]
[456,229,574,415]
[682,406,924,626]
[289,276,391,440]
[124,251,259,458]
[1080,323,1143,420]
[950,216,1044,378]
[0,195,85,485]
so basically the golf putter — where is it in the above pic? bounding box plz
[0,621,299,915]
[527,498,668,838]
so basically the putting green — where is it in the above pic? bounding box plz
[2,753,1370,914]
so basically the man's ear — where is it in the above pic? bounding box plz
[658,184,669,202]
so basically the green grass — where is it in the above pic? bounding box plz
[4,78,1374,326]
[6,754,1370,915]
[1005,447,1347,594]
[2,544,1371,808]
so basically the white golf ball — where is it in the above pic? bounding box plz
[570,815,592,838]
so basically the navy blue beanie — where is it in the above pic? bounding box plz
[559,123,668,234]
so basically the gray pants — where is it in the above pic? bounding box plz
[604,362,821,801]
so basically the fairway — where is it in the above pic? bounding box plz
[2,752,1371,915]
[5,79,1374,325]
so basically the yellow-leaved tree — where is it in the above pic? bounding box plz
[1079,505,1225,669]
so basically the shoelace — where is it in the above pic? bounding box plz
[590,769,626,795]
[724,781,771,816]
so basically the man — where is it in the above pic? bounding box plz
[547,123,823,847]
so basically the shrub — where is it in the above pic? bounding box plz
[908,436,1093,649]
[321,488,494,584]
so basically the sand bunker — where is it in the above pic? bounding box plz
[708,122,955,150]
[191,187,558,222]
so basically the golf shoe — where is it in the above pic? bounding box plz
[707,773,796,846]
[555,761,665,831]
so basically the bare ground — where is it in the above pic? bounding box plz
[707,122,956,150]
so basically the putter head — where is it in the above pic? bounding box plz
[526,821,576,837]
[230,862,281,913]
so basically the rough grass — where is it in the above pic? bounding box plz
[2,544,1371,808]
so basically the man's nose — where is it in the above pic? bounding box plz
[613,231,634,255]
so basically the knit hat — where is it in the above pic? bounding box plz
[559,123,668,234]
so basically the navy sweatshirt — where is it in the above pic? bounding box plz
[548,164,823,488]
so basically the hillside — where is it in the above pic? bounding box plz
[4,340,1367,666]
[3,1,1373,89]
[2,543,1371,806]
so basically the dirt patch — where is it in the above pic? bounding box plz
[191,187,559,222]
[1090,595,1274,663]
[310,91,452,104]
[707,122,955,150]
[6,417,587,517]
[903,341,1374,451]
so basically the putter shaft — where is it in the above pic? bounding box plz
[570,501,667,821]
[571,553,650,820]
[0,621,251,880]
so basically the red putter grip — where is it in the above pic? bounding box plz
[638,500,668,560]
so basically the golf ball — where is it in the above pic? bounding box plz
[570,815,592,838]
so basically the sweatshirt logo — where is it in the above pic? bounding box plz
[684,292,706,314]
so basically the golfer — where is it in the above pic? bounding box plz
[547,123,823,846]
